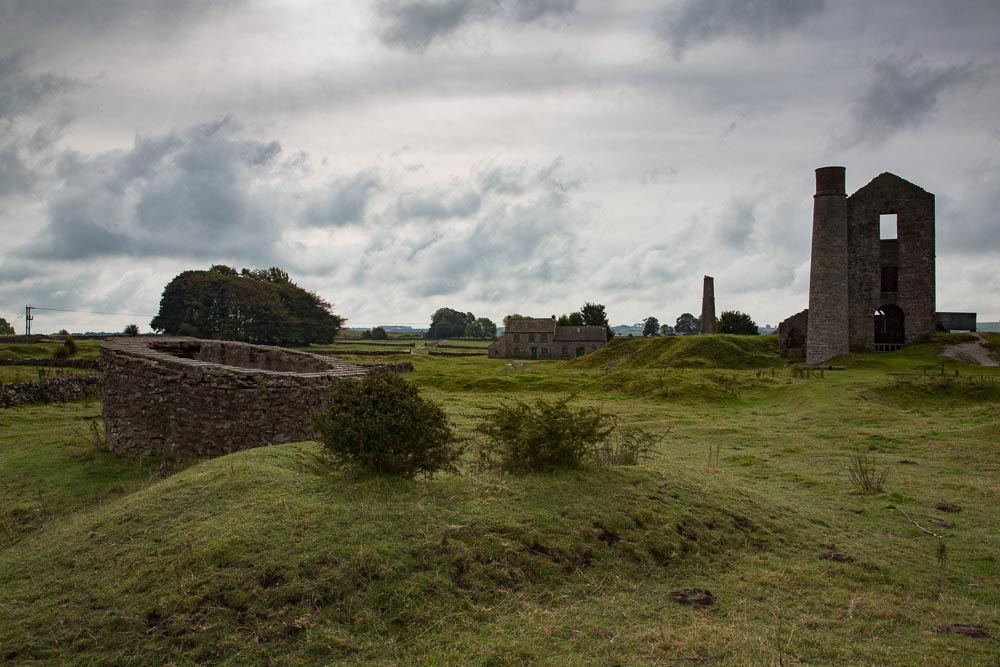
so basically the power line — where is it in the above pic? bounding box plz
[29,306,156,318]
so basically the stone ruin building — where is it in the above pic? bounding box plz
[101,337,368,459]
[701,275,718,334]
[488,316,608,360]
[780,166,976,365]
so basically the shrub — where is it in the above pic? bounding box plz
[62,336,77,355]
[313,371,461,478]
[474,397,658,473]
[848,447,888,494]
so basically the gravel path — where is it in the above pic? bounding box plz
[941,333,998,367]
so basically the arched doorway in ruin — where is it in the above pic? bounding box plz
[874,304,905,349]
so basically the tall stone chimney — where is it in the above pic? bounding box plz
[806,166,850,365]
[701,275,718,334]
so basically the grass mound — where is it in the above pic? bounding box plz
[0,442,784,664]
[862,375,1000,409]
[582,335,781,370]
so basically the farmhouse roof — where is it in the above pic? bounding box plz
[506,317,557,333]
[553,326,608,342]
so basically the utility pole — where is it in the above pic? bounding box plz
[25,305,33,341]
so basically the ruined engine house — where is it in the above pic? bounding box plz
[781,167,972,365]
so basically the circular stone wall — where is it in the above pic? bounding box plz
[100,337,369,459]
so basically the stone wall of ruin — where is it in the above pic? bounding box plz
[100,337,368,460]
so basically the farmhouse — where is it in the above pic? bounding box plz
[488,316,608,360]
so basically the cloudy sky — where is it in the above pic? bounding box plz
[1,0,998,333]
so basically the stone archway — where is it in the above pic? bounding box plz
[874,304,905,349]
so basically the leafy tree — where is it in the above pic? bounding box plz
[659,323,675,336]
[0,316,14,335]
[150,266,344,345]
[556,312,584,326]
[642,316,660,337]
[371,326,388,340]
[674,313,701,335]
[465,317,497,339]
[719,310,759,335]
[313,371,461,478]
[360,329,373,340]
[123,323,140,337]
[427,308,474,339]
[580,301,615,340]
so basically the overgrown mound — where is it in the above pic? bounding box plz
[0,442,783,664]
[862,376,1000,409]
[582,335,781,370]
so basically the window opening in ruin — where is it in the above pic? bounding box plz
[874,304,905,347]
[881,266,899,292]
[880,214,897,240]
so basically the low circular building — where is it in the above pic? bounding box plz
[100,337,369,459]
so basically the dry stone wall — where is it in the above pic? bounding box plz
[101,337,369,460]
[0,376,100,408]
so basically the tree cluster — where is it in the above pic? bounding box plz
[674,312,701,335]
[360,327,388,340]
[718,310,759,335]
[150,265,344,345]
[426,308,496,339]
[557,302,615,339]
[0,316,14,336]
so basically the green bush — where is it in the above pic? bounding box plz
[474,397,657,473]
[313,371,461,478]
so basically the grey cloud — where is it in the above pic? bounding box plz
[713,198,757,249]
[512,0,576,23]
[26,117,286,262]
[657,0,825,57]
[839,57,984,149]
[0,49,77,121]
[307,172,382,226]
[397,188,480,220]
[377,0,492,52]
[377,0,576,52]
[345,158,580,299]
[0,143,33,197]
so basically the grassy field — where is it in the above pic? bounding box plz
[0,334,997,665]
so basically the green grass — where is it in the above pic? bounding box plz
[1,336,997,664]
[0,338,101,361]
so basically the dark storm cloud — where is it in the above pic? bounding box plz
[656,0,825,57]
[376,0,576,52]
[26,117,286,261]
[839,56,985,149]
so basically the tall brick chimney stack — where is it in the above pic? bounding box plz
[701,275,718,334]
[806,166,850,365]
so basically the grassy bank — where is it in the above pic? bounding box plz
[1,335,997,664]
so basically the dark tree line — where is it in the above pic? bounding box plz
[150,265,345,345]
[427,308,496,339]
